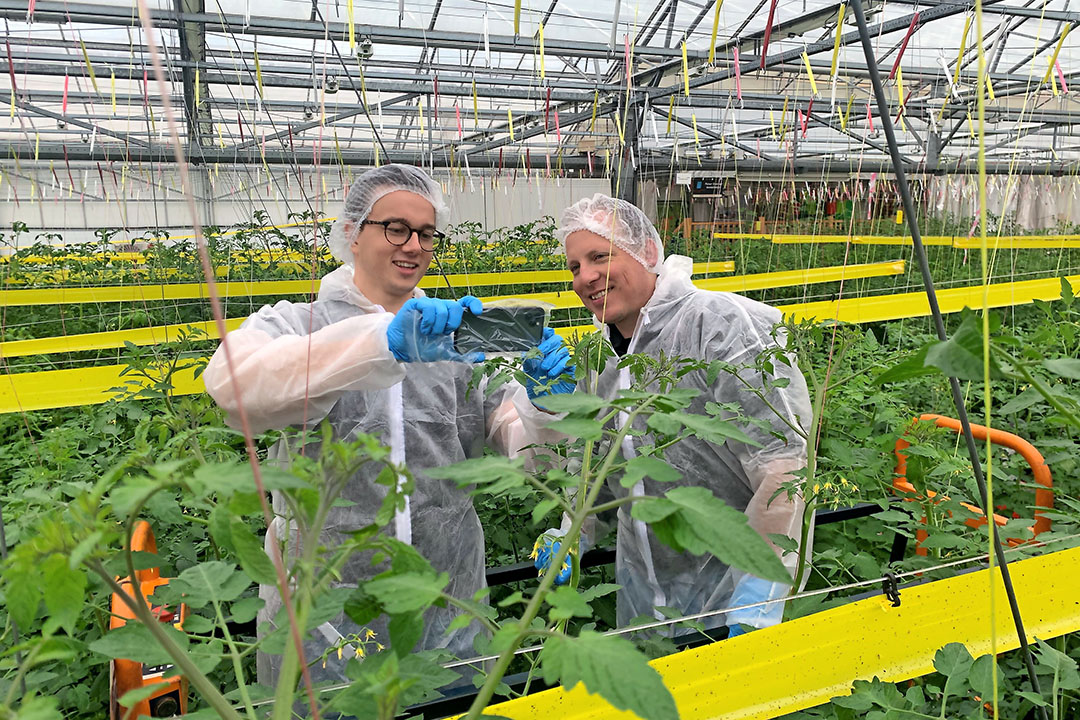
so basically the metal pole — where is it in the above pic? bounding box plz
[848,0,1049,715]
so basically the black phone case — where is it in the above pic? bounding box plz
[454,307,546,354]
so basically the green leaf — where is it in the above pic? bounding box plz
[151,561,251,610]
[11,695,61,720]
[933,642,973,701]
[89,621,190,666]
[344,587,384,627]
[580,584,620,602]
[874,344,935,385]
[229,596,264,624]
[532,394,608,414]
[539,631,677,720]
[40,557,87,634]
[365,572,449,614]
[630,497,680,523]
[968,654,1003,704]
[424,457,529,496]
[671,412,762,448]
[998,385,1047,415]
[546,586,593,620]
[638,487,791,584]
[620,456,683,489]
[388,610,425,657]
[1034,638,1080,691]
[118,685,163,708]
[532,498,559,526]
[5,568,42,631]
[228,517,277,585]
[924,312,1001,381]
[544,417,605,441]
[1044,357,1080,380]
[646,412,684,436]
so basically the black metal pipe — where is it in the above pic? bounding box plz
[848,0,1049,714]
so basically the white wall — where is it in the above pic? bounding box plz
[0,161,611,247]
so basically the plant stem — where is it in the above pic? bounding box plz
[460,397,657,720]
[214,598,258,720]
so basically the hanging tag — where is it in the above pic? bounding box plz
[691,112,701,146]
[539,22,546,80]
[62,72,69,115]
[761,0,779,68]
[681,39,690,97]
[555,107,562,144]
[514,0,521,35]
[591,90,599,131]
[1056,60,1069,94]
[953,15,972,87]
[1042,24,1071,83]
[80,40,99,94]
[708,0,724,65]
[802,52,818,96]
[378,100,384,132]
[666,95,674,134]
[830,73,837,109]
[985,73,996,101]
[347,0,355,49]
[624,33,631,86]
[507,107,514,141]
[734,47,742,101]
[831,4,846,77]
[646,97,659,143]
[544,86,551,133]
[888,12,918,80]
[472,79,480,128]
[866,101,874,132]
[192,67,198,112]
[89,127,96,152]
[456,103,463,140]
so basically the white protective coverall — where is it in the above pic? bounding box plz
[585,254,813,631]
[203,265,545,683]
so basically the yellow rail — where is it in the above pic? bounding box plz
[477,545,1080,719]
[715,232,1080,248]
[0,262,735,308]
[0,261,886,358]
[4,270,1074,412]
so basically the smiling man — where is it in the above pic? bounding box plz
[553,193,813,637]
[203,164,547,684]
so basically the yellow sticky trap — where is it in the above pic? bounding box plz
[831,4,846,77]
[842,94,854,131]
[953,15,971,86]
[508,107,514,141]
[375,142,380,167]
[347,0,355,49]
[802,52,819,95]
[1049,59,1060,96]
[472,79,479,129]
[538,23,545,80]
[666,95,674,134]
[254,50,264,98]
[986,73,995,101]
[217,123,225,148]
[897,66,906,131]
[896,209,904,224]
[9,90,14,119]
[708,0,724,65]
[779,96,789,137]
[691,113,701,146]
[34,133,39,161]
[193,68,198,109]
[614,110,625,145]
[682,40,690,97]
[770,110,777,139]
[514,0,521,35]
[967,112,975,137]
[418,98,425,133]
[1042,24,1071,83]
[591,90,599,132]
[80,40,99,94]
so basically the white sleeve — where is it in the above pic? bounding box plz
[203,312,406,433]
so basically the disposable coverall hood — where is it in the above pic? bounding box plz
[586,254,812,631]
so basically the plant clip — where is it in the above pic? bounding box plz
[882,572,902,607]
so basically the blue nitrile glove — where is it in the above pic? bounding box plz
[387,296,484,363]
[522,327,576,402]
[725,575,786,638]
[531,528,573,586]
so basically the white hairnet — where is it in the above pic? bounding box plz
[555,193,664,273]
[327,164,449,264]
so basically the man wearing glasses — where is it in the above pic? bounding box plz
[204,164,557,683]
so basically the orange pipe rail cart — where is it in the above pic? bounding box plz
[894,414,1054,555]
[109,521,189,719]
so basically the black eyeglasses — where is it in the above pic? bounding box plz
[361,219,445,252]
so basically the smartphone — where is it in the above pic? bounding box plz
[454,306,546,354]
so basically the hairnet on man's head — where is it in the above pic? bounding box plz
[327,164,449,264]
[555,193,664,273]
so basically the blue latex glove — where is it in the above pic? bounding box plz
[725,575,786,637]
[726,623,750,638]
[522,327,576,402]
[387,296,484,363]
[531,529,573,586]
